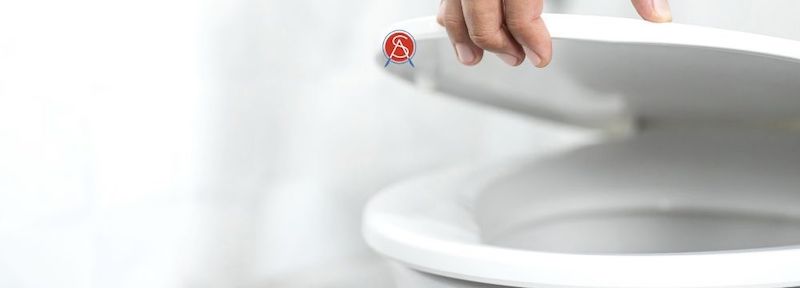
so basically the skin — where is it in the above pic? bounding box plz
[437,0,672,68]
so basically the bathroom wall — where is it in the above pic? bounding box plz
[0,0,217,287]
[0,0,589,287]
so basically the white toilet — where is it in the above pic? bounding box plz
[364,14,800,288]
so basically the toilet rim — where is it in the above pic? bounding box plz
[363,162,800,288]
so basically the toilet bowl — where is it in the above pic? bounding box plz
[365,14,800,288]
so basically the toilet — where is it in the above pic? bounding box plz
[364,14,800,288]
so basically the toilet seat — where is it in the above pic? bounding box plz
[366,14,800,288]
[364,128,800,288]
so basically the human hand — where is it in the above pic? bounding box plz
[436,0,672,67]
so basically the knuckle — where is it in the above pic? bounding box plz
[442,16,465,30]
[469,28,504,49]
[436,3,446,26]
[505,17,531,32]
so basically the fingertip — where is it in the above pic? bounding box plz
[653,11,673,23]
[655,15,673,23]
[455,43,483,66]
[536,57,551,68]
[524,47,550,68]
[496,53,523,66]
[652,0,672,22]
[642,11,672,23]
[632,0,672,23]
[436,0,446,26]
[536,41,553,68]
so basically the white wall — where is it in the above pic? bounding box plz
[0,0,206,287]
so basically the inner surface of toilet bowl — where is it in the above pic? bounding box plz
[476,127,800,254]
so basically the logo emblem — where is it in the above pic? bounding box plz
[383,30,416,67]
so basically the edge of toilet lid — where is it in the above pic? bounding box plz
[362,160,800,288]
[378,14,800,130]
[381,14,800,58]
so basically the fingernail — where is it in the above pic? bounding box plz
[496,53,520,66]
[652,0,672,21]
[455,44,476,64]
[524,48,542,67]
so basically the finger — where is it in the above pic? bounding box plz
[442,0,483,65]
[461,0,523,66]
[437,0,445,26]
[631,0,672,22]
[504,0,552,68]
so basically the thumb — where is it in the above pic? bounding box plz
[631,0,672,23]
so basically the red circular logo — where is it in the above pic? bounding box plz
[383,30,416,66]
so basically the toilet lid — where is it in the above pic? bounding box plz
[379,14,800,130]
